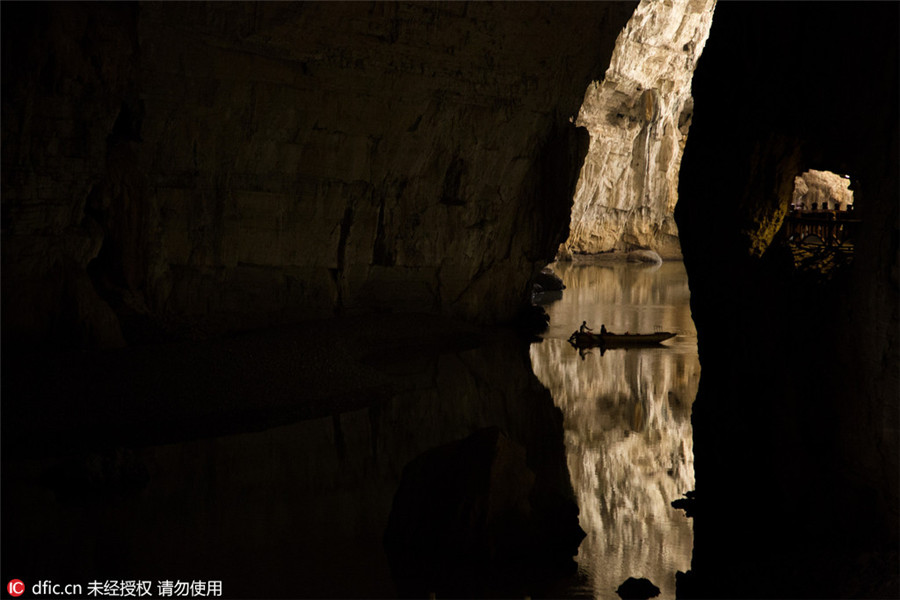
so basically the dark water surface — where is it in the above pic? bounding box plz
[4,264,698,599]
[3,317,574,599]
[530,258,699,600]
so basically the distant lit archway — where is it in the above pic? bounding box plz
[784,169,860,274]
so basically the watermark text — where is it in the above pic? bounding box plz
[6,580,223,598]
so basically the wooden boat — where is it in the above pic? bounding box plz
[568,330,676,349]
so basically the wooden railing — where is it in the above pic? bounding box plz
[783,210,862,247]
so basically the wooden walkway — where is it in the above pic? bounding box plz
[784,210,862,247]
[781,210,861,276]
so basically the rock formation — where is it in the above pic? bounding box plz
[532,267,565,293]
[565,0,715,259]
[616,577,661,600]
[676,3,898,597]
[792,169,854,211]
[1,2,636,348]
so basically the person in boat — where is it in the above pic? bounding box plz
[600,324,608,335]
[580,321,592,333]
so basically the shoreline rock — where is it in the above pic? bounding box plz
[626,249,663,264]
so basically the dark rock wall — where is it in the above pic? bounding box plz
[676,3,898,597]
[2,1,636,347]
[2,2,141,348]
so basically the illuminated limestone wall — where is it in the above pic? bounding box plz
[565,0,715,259]
[792,169,854,211]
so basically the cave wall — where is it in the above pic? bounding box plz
[676,3,899,597]
[566,0,714,259]
[1,3,140,348]
[1,1,637,347]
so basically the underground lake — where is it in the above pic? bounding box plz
[531,258,699,599]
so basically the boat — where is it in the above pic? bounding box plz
[568,329,676,349]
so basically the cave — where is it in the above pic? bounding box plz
[675,3,898,597]
[2,2,897,599]
[784,169,860,276]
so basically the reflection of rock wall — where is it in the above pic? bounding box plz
[531,259,699,597]
[530,339,698,600]
[566,0,715,259]
[5,334,574,598]
[792,169,854,211]
[384,426,585,597]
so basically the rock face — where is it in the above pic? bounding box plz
[676,3,898,598]
[533,267,565,292]
[0,3,140,349]
[792,169,854,211]
[1,2,636,347]
[565,0,715,259]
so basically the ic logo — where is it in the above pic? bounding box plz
[7,580,24,597]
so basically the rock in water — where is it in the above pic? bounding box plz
[616,577,661,599]
[626,249,663,264]
[534,267,566,291]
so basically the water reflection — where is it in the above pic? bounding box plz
[5,329,574,599]
[530,259,699,599]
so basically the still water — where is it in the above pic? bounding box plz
[6,261,697,598]
[530,258,700,599]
